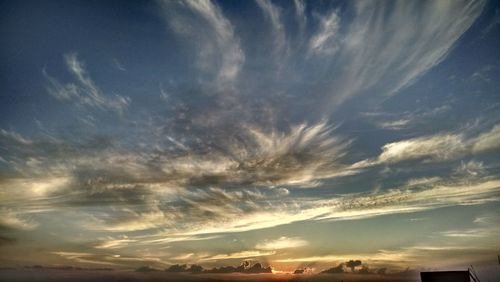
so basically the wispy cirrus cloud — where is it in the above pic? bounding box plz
[2,121,500,239]
[363,105,451,130]
[293,0,306,26]
[78,172,500,245]
[0,208,39,231]
[0,121,352,194]
[322,0,485,108]
[256,0,286,55]
[308,10,340,55]
[51,252,118,266]
[159,0,244,89]
[51,251,165,267]
[0,121,351,236]
[44,53,130,113]
[1,0,497,271]
[221,0,487,117]
[275,244,493,271]
[94,237,137,249]
[256,236,309,250]
[200,250,276,262]
[439,212,500,239]
[472,124,500,153]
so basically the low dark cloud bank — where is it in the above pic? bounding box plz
[149,261,272,274]
[317,260,387,275]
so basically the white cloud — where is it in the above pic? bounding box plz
[113,58,126,71]
[473,214,498,225]
[2,120,500,242]
[352,133,466,168]
[353,124,500,168]
[364,105,451,130]
[90,208,172,232]
[200,250,275,261]
[440,213,500,239]
[309,10,340,55]
[99,177,500,241]
[440,229,491,238]
[326,0,485,107]
[256,0,286,53]
[293,0,306,23]
[52,252,121,266]
[94,238,137,249]
[159,0,244,88]
[405,177,442,187]
[0,129,33,145]
[377,119,412,130]
[472,124,500,153]
[0,209,39,231]
[0,177,69,215]
[454,160,486,177]
[256,236,309,250]
[44,53,130,113]
[378,134,466,163]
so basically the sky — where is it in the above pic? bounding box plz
[1,0,500,279]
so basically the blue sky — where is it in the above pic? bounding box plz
[1,0,500,278]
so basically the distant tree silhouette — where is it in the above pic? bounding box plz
[162,261,272,274]
[345,260,362,272]
[358,265,370,274]
[321,263,345,273]
[235,262,246,272]
[206,265,237,273]
[135,266,157,272]
[165,264,187,272]
[204,262,271,274]
[187,264,203,273]
[246,262,272,273]
[294,269,305,274]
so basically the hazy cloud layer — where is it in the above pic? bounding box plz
[1,0,499,274]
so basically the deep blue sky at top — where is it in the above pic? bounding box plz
[1,0,499,143]
[2,0,500,196]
